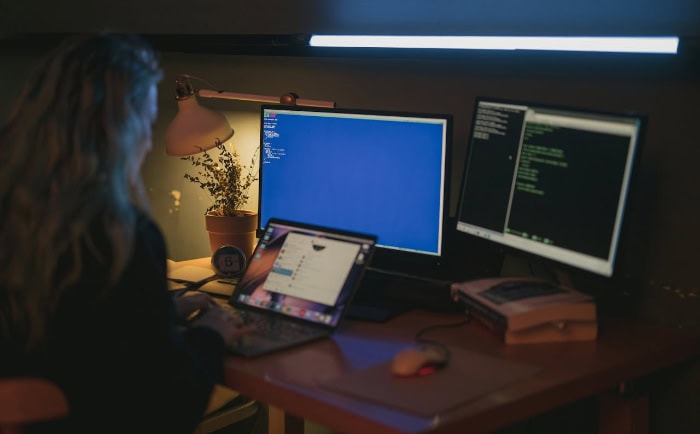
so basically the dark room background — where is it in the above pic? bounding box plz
[1,1,699,433]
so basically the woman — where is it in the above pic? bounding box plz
[0,32,251,433]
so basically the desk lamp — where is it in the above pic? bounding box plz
[164,74,336,262]
[164,74,336,156]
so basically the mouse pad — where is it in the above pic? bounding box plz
[318,347,540,416]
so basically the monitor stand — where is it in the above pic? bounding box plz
[499,253,574,288]
[345,301,408,323]
[345,267,457,322]
[345,269,411,322]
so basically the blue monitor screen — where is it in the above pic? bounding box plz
[259,106,451,268]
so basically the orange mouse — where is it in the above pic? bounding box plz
[390,346,449,377]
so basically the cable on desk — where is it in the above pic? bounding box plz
[413,314,472,364]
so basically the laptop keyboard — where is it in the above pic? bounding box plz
[220,303,324,342]
[241,310,324,341]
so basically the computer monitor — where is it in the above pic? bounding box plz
[456,97,644,281]
[259,105,452,279]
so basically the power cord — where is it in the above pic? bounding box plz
[413,313,472,363]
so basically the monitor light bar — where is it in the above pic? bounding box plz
[308,35,679,54]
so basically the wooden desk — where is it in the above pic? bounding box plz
[221,309,700,434]
[169,258,700,434]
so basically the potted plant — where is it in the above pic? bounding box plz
[181,139,259,259]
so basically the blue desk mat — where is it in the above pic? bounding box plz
[318,346,541,416]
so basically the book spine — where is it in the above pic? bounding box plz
[504,321,598,344]
[455,292,508,331]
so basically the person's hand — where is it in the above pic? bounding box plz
[173,292,215,323]
[189,303,256,344]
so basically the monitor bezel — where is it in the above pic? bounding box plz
[257,104,453,277]
[455,96,646,281]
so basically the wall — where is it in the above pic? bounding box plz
[1,0,699,36]
[2,33,699,434]
[148,50,700,294]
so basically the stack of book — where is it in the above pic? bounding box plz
[450,277,597,344]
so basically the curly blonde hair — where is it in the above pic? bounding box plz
[0,32,163,350]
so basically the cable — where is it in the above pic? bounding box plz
[413,314,472,363]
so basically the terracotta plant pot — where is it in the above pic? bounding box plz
[204,211,258,260]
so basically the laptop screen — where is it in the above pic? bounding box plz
[230,219,377,327]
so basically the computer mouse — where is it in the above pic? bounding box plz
[390,346,448,377]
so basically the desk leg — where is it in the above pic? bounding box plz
[268,405,305,434]
[599,387,649,434]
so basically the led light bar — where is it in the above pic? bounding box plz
[308,35,679,54]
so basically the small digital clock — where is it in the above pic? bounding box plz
[211,245,247,277]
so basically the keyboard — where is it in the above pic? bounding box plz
[219,299,327,342]
[242,310,325,340]
[480,280,564,305]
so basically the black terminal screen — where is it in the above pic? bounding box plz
[456,98,643,277]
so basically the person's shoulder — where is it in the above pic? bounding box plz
[133,208,162,235]
[132,208,166,250]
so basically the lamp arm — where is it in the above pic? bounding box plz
[197,88,335,108]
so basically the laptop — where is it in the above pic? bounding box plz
[225,218,377,357]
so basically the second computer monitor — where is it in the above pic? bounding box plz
[259,105,451,274]
[456,97,644,279]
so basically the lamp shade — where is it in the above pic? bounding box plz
[165,95,234,156]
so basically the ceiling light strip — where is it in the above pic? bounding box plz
[308,35,679,54]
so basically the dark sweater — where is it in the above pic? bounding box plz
[0,211,224,434]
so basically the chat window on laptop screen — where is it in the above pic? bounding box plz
[263,232,359,306]
[234,224,372,327]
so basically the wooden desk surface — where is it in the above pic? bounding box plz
[170,258,700,433]
[222,309,700,434]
